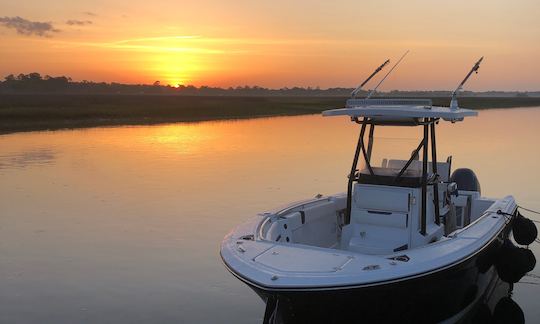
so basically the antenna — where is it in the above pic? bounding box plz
[450,56,484,110]
[366,50,409,99]
[350,59,390,98]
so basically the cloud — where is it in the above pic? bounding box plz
[66,20,92,26]
[83,11,97,17]
[0,16,59,37]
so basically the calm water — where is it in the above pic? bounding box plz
[1,108,539,323]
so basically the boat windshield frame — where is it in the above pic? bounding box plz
[346,116,441,235]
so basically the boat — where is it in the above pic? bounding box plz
[220,57,537,323]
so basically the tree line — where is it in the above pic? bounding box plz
[0,72,535,97]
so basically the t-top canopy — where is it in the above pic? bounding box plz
[322,99,478,122]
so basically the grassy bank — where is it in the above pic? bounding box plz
[1,94,540,134]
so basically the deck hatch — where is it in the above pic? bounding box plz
[254,246,352,273]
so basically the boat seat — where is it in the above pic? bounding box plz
[342,184,411,254]
[269,201,339,248]
[452,194,472,228]
[292,201,339,248]
[342,224,409,255]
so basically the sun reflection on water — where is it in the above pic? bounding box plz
[141,123,217,154]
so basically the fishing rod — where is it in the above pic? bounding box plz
[350,59,390,99]
[366,50,409,99]
[450,56,484,109]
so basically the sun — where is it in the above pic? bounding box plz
[146,53,201,87]
[168,78,187,87]
[164,76,189,87]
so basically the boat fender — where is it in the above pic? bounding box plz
[495,241,536,283]
[512,212,538,246]
[493,297,525,324]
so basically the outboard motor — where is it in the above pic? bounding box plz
[495,240,536,283]
[512,211,538,246]
[449,168,481,194]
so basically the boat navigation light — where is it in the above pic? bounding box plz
[350,59,390,99]
[450,56,484,110]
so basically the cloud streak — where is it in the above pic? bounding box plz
[66,20,92,26]
[0,16,59,37]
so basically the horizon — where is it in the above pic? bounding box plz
[1,1,540,91]
[3,72,540,93]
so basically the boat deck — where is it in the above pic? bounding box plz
[221,196,516,289]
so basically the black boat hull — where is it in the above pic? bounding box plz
[235,223,513,324]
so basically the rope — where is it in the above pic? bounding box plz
[518,205,540,216]
[525,273,540,279]
[497,208,540,245]
[516,205,540,225]
[518,274,540,286]
[496,210,514,225]
[517,281,540,286]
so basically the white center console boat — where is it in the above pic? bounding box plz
[220,58,537,323]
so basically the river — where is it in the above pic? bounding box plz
[1,107,539,323]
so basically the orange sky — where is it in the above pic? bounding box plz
[1,0,539,90]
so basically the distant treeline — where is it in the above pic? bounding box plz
[1,72,538,97]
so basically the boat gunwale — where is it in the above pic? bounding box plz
[221,204,514,292]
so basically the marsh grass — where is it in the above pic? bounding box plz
[1,94,539,134]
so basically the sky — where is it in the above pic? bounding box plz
[0,0,539,90]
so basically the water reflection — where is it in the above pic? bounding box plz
[521,273,540,286]
[462,278,524,324]
[0,108,538,323]
[141,124,218,154]
[0,148,56,169]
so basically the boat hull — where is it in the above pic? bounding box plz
[227,222,512,324]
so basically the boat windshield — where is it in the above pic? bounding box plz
[357,125,426,187]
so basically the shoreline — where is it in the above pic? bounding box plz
[0,112,312,135]
[1,94,540,135]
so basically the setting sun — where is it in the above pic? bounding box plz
[145,53,203,86]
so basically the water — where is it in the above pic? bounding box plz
[0,107,539,323]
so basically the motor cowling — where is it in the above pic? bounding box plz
[512,212,538,246]
[449,168,481,194]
